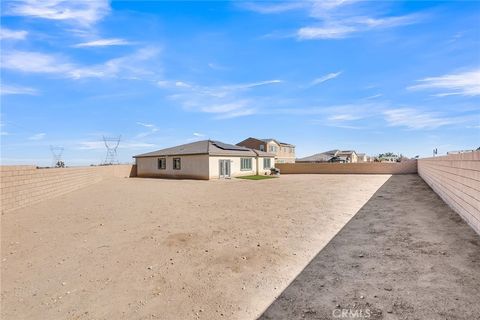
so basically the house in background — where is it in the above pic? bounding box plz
[236,137,296,163]
[134,140,275,180]
[297,150,363,163]
[357,153,370,162]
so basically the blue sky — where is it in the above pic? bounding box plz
[1,0,479,166]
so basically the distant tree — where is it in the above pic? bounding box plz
[378,152,398,158]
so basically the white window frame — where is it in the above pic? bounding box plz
[240,158,252,171]
[263,158,271,169]
[158,158,166,170]
[173,157,181,170]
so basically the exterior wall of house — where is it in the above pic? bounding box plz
[257,156,276,176]
[418,152,480,235]
[276,145,296,163]
[357,155,368,162]
[136,154,276,180]
[237,138,295,163]
[209,156,258,179]
[209,156,275,179]
[265,141,280,154]
[136,154,210,179]
[351,153,358,163]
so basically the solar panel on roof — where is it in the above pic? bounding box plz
[211,141,249,151]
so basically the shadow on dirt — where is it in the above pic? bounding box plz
[259,174,480,320]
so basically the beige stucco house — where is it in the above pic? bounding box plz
[357,153,372,162]
[133,140,275,180]
[236,137,295,163]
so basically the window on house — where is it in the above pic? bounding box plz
[240,158,252,170]
[259,145,265,151]
[263,158,271,169]
[269,145,277,152]
[173,158,181,170]
[158,158,166,170]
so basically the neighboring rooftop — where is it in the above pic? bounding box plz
[297,150,359,162]
[133,140,274,158]
[296,153,333,163]
[260,139,295,147]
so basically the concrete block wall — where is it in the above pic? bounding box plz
[1,165,135,213]
[418,152,480,235]
[276,161,417,175]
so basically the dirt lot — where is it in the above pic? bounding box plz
[1,174,390,320]
[260,175,480,320]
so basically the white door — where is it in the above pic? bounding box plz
[219,160,231,178]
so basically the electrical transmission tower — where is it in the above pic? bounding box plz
[50,145,65,168]
[103,135,121,165]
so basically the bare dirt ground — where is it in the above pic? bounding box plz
[260,175,480,320]
[1,174,390,320]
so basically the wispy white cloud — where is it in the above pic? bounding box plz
[0,28,28,40]
[364,93,383,99]
[354,15,421,28]
[383,108,460,129]
[328,113,362,121]
[186,132,207,142]
[162,79,281,119]
[199,101,257,119]
[1,47,161,80]
[231,79,282,89]
[28,133,46,140]
[0,84,39,96]
[408,68,480,97]
[5,0,111,27]
[72,38,132,48]
[244,0,425,40]
[158,79,281,92]
[310,71,342,86]
[135,122,159,138]
[136,122,156,128]
[207,62,228,71]
[297,13,422,40]
[69,47,160,79]
[1,51,73,74]
[239,2,308,14]
[298,26,356,39]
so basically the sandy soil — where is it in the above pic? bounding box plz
[260,175,480,320]
[1,174,390,320]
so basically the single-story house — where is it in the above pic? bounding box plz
[133,140,275,180]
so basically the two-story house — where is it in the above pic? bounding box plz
[236,137,296,163]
